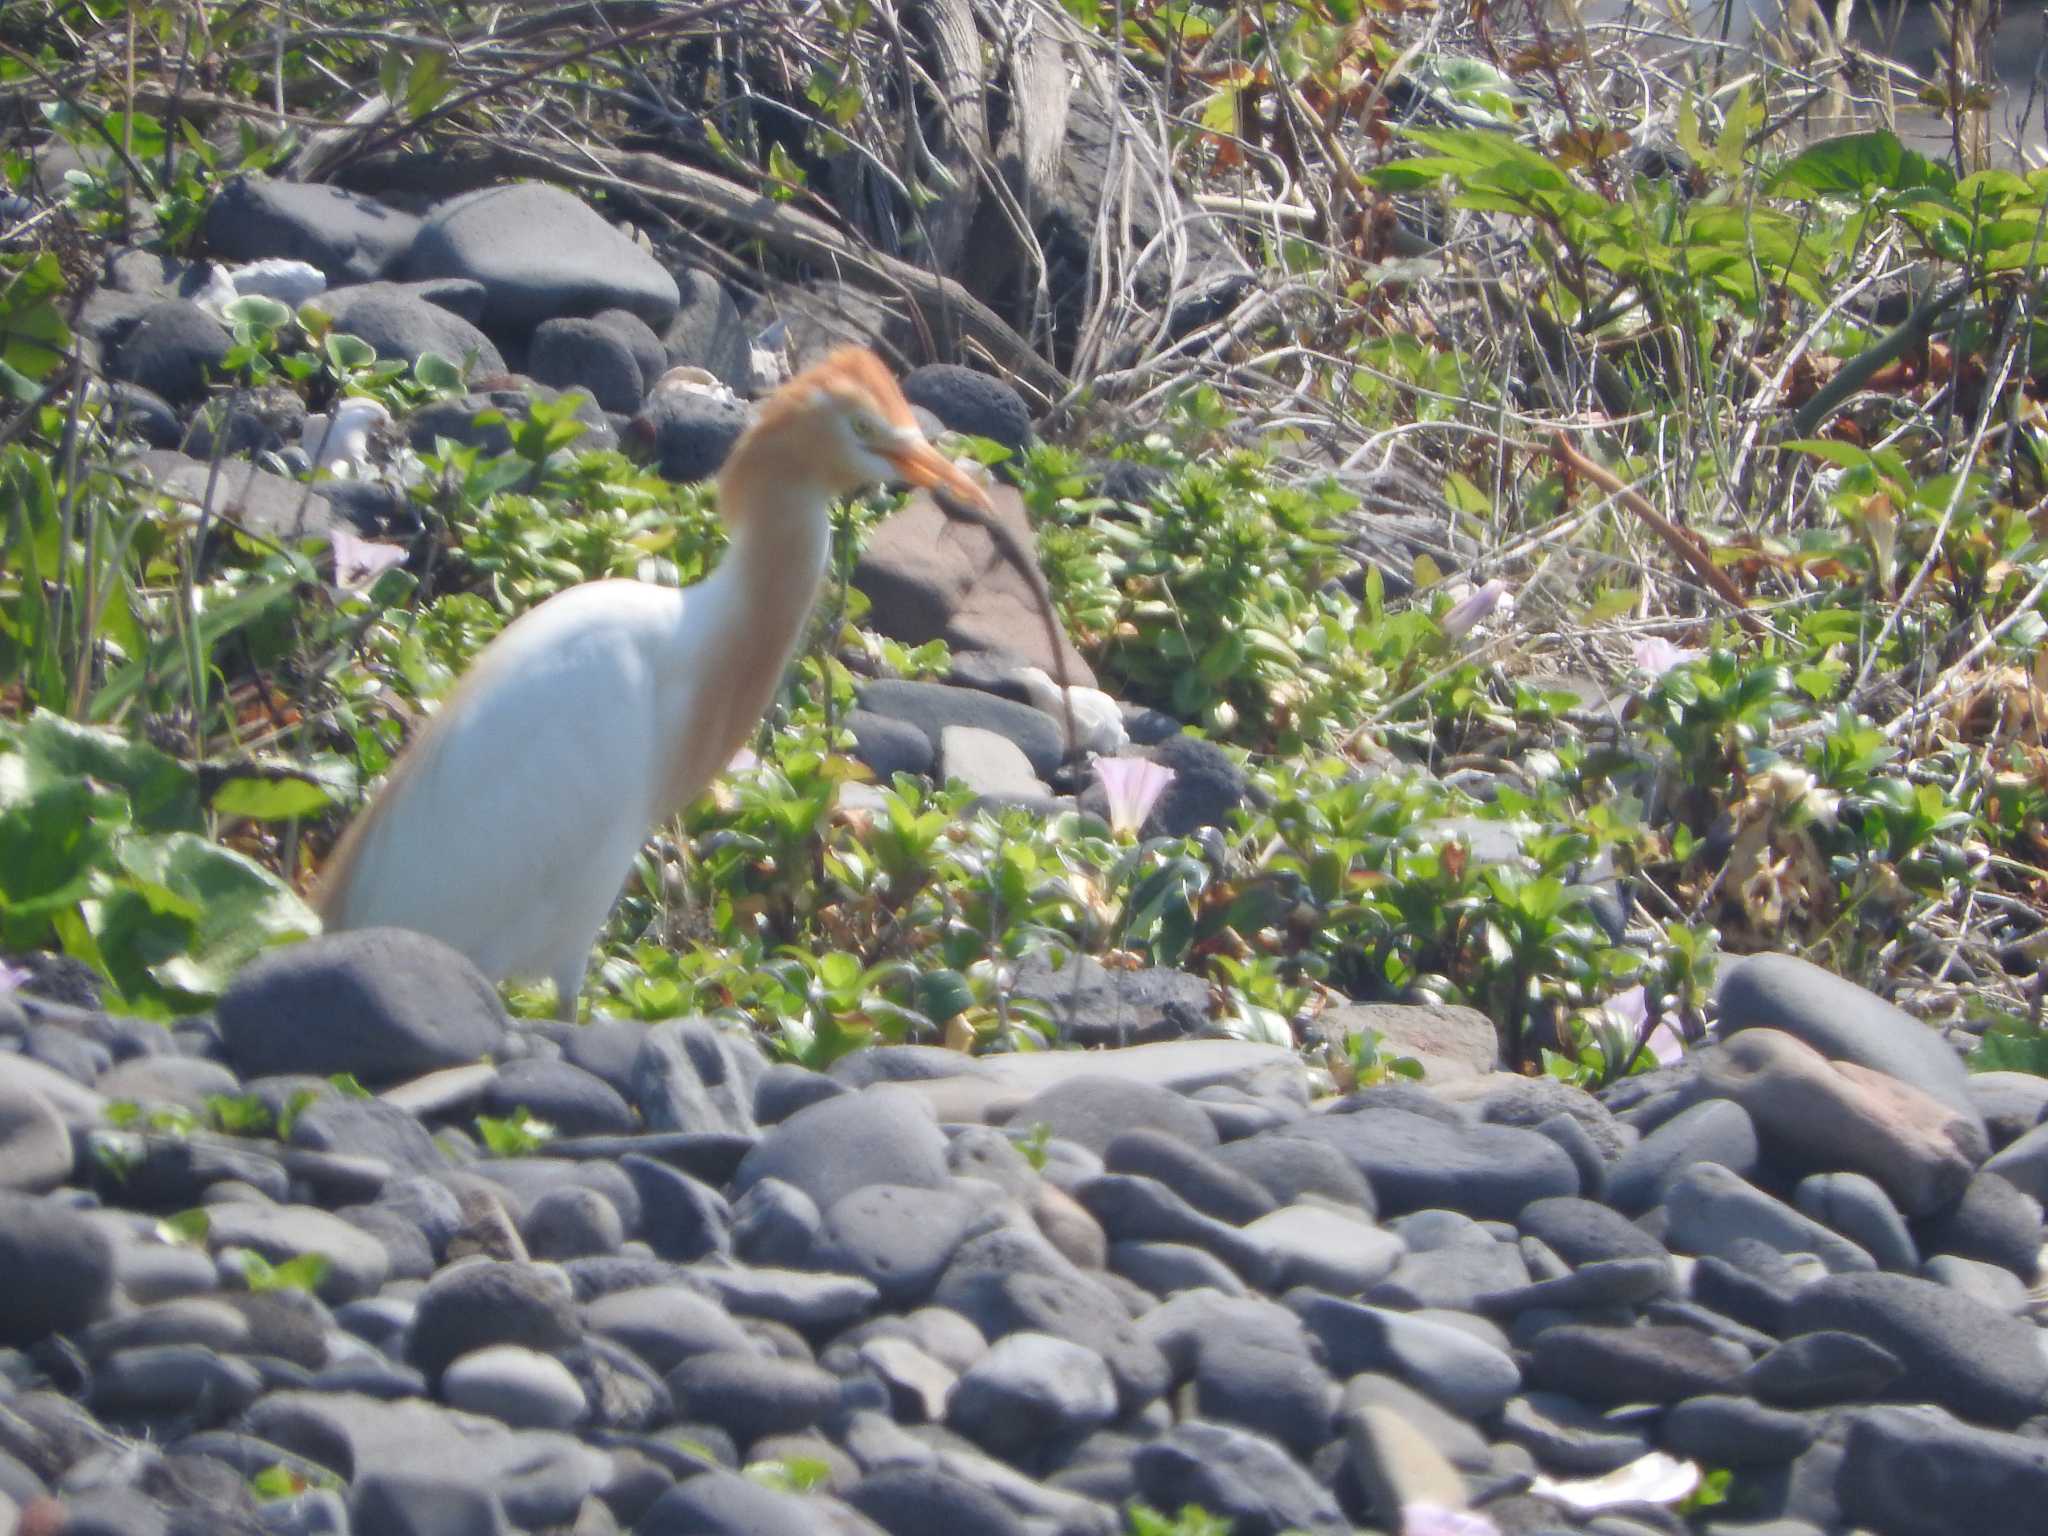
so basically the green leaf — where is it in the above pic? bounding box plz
[0,710,200,830]
[0,779,113,929]
[211,757,353,821]
[1769,130,1950,200]
[156,1208,211,1245]
[916,968,975,1024]
[328,1073,373,1099]
[0,252,72,381]
[91,832,317,1005]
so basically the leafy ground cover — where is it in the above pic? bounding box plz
[2,0,2044,1105]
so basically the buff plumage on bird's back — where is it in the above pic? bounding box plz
[316,349,994,1020]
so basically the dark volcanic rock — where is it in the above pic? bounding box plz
[900,364,1033,451]
[1836,1403,2048,1536]
[407,184,681,334]
[0,1191,116,1344]
[217,927,507,1084]
[206,176,419,284]
[1785,1272,2048,1426]
[1278,1107,1578,1220]
[405,1262,581,1382]
[111,300,231,405]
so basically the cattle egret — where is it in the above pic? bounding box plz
[317,347,995,1017]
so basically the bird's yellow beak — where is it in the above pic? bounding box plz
[884,436,994,513]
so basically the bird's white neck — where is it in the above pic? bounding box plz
[649,469,835,818]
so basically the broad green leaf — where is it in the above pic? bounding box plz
[0,252,72,382]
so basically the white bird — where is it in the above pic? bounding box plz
[316,348,994,1018]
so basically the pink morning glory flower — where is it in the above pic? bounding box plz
[1403,1504,1501,1536]
[1441,579,1512,640]
[329,528,407,589]
[1093,757,1176,838]
[1632,636,1704,677]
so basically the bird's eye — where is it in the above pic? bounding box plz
[849,414,882,446]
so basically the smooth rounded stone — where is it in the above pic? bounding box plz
[218,929,508,1085]
[405,1262,581,1381]
[853,1335,956,1423]
[1343,1403,1468,1526]
[1608,1099,1759,1216]
[941,1126,1037,1201]
[1479,1255,1675,1314]
[93,1053,237,1110]
[1717,953,1983,1125]
[1968,1071,2048,1148]
[340,1204,436,1280]
[1133,1420,1347,1536]
[204,1202,390,1304]
[350,1467,509,1536]
[658,267,749,387]
[528,317,644,413]
[24,1019,114,1085]
[842,708,934,785]
[206,176,418,284]
[442,1345,588,1430]
[1289,1295,1520,1420]
[1915,1170,2043,1277]
[1644,1297,1777,1356]
[482,1059,636,1138]
[322,282,508,375]
[1453,1070,1631,1157]
[1074,1174,1266,1280]
[547,1019,643,1102]
[1797,1271,2048,1427]
[582,1285,750,1374]
[408,184,681,334]
[1922,1252,2028,1312]
[636,383,747,482]
[1369,1235,1531,1312]
[583,308,666,391]
[946,1331,1118,1456]
[1102,1129,1275,1226]
[556,1333,671,1432]
[1111,1241,1248,1298]
[1189,1322,1338,1458]
[1741,1331,1903,1408]
[1496,1391,1652,1476]
[1696,1030,1977,1217]
[1533,1111,1612,1201]
[1006,1074,1220,1156]
[636,1467,873,1536]
[109,1131,292,1209]
[1984,1119,2048,1206]
[81,1297,253,1360]
[1689,1247,1799,1336]
[695,1265,879,1335]
[1664,1162,1876,1273]
[312,1356,429,1400]
[1661,1395,1816,1465]
[1341,1375,1494,1478]
[934,1240,1169,1412]
[731,1177,822,1268]
[819,1183,992,1306]
[1836,1401,2048,1536]
[1519,1197,1670,1267]
[292,1098,447,1176]
[1528,1324,1749,1405]
[746,1065,843,1130]
[88,1343,264,1423]
[1321,1001,1500,1087]
[523,1186,624,1261]
[898,364,1033,452]
[1239,1203,1404,1294]
[856,680,1068,782]
[664,1350,842,1450]
[847,1462,1035,1536]
[732,1084,946,1213]
[462,1158,642,1236]
[0,1078,72,1193]
[620,1153,730,1264]
[1793,1173,1918,1273]
[1279,1108,1578,1221]
[110,299,231,404]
